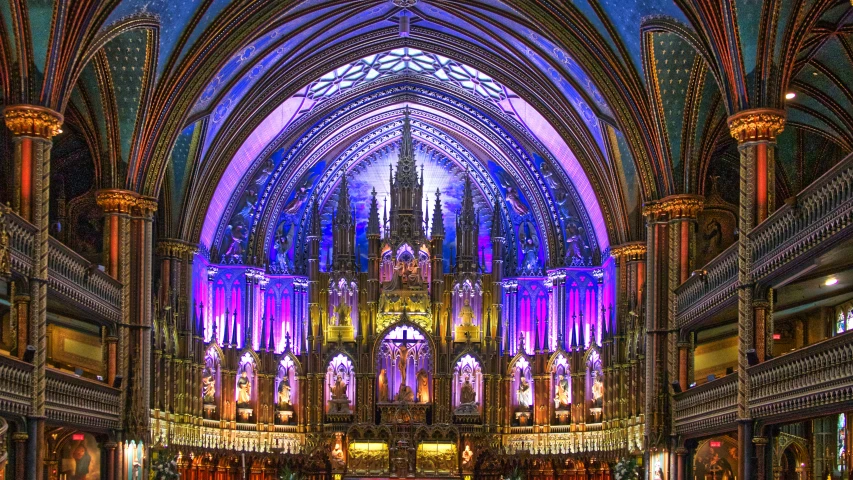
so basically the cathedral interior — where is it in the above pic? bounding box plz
[2,1,853,479]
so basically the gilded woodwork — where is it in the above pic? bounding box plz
[2,105,63,139]
[727,109,786,143]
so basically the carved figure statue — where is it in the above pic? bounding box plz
[283,186,309,216]
[520,222,539,271]
[397,343,410,387]
[237,370,252,406]
[331,439,345,466]
[335,301,352,326]
[330,374,348,401]
[517,375,532,410]
[378,368,389,402]
[459,297,475,327]
[202,369,216,404]
[274,221,295,269]
[277,376,292,407]
[502,181,529,216]
[460,374,477,405]
[592,372,604,408]
[224,221,248,258]
[462,445,473,466]
[407,258,420,285]
[416,369,429,403]
[564,223,586,264]
[554,374,570,408]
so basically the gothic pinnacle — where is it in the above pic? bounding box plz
[431,188,444,238]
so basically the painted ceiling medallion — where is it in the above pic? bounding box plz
[393,0,417,7]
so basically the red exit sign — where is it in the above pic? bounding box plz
[710,441,721,448]
[72,433,85,441]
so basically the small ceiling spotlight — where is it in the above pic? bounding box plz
[785,92,796,100]
[825,277,838,286]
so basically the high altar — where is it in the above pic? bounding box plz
[163,111,632,479]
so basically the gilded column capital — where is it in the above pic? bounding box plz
[157,239,197,259]
[610,242,647,261]
[752,436,769,446]
[643,195,704,219]
[134,196,158,218]
[95,189,139,214]
[3,105,63,138]
[11,431,28,442]
[728,108,785,143]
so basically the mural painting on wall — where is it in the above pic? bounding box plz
[60,432,101,480]
[693,436,738,480]
[696,177,737,267]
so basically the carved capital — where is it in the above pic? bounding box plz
[752,436,769,446]
[11,431,27,442]
[96,189,139,214]
[644,195,704,219]
[157,239,196,259]
[3,105,63,138]
[134,196,158,218]
[728,109,785,143]
[610,242,647,261]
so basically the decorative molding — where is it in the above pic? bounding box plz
[2,105,63,138]
[609,242,646,261]
[727,109,785,143]
[642,195,704,219]
[95,189,139,214]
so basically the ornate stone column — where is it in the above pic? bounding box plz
[610,242,646,421]
[753,436,768,480]
[128,196,157,471]
[728,109,785,480]
[12,431,27,480]
[4,104,62,480]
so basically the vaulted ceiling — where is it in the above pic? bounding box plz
[1,0,852,268]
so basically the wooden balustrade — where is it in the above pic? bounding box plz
[673,373,737,436]
[45,367,121,429]
[674,243,738,328]
[2,209,122,322]
[749,331,853,422]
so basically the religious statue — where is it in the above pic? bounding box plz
[224,221,248,259]
[565,223,586,265]
[330,374,348,401]
[460,374,477,405]
[416,369,429,403]
[397,343,410,388]
[378,368,389,402]
[554,374,570,408]
[274,221,295,270]
[461,444,473,467]
[283,185,309,216]
[519,222,539,271]
[201,369,215,404]
[331,439,345,467]
[459,297,475,327]
[517,376,532,410]
[277,377,292,408]
[334,301,352,326]
[407,258,420,285]
[592,372,604,408]
[237,370,252,406]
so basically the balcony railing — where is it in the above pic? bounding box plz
[0,354,33,416]
[46,368,121,429]
[675,243,739,327]
[676,152,853,326]
[2,209,121,322]
[749,331,853,421]
[673,373,737,435]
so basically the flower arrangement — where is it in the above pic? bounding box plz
[152,453,180,480]
[614,457,639,480]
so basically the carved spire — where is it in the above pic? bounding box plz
[387,108,425,248]
[368,187,380,236]
[431,189,444,238]
[268,318,277,351]
[332,171,356,273]
[230,311,239,347]
[309,197,321,237]
[456,171,479,273]
[491,199,504,239]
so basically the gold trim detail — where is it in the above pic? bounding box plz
[727,109,785,143]
[95,189,139,214]
[134,196,158,217]
[3,105,64,138]
[157,239,197,259]
[610,242,647,260]
[642,195,704,219]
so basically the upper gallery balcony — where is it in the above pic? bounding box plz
[2,208,121,323]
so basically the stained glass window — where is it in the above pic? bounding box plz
[306,48,510,104]
[838,312,847,334]
[839,414,847,472]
